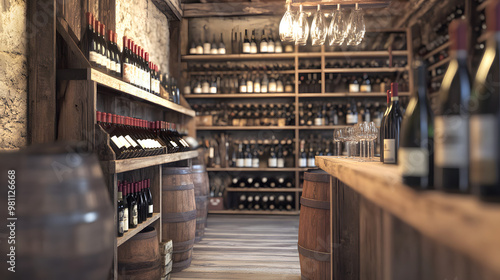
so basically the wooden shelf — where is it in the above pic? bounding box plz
[57,68,195,117]
[101,151,198,174]
[299,125,351,130]
[477,0,490,11]
[431,74,445,82]
[324,67,407,73]
[478,31,493,43]
[117,213,160,247]
[298,69,322,73]
[299,92,411,97]
[226,188,301,192]
[197,126,297,130]
[184,93,296,99]
[323,50,408,57]
[316,156,500,276]
[207,167,297,172]
[187,70,296,75]
[427,57,452,71]
[182,53,296,61]
[209,210,300,215]
[423,42,450,60]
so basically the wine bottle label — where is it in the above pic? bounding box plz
[125,135,138,147]
[299,158,307,167]
[209,147,214,158]
[269,83,277,92]
[243,43,251,53]
[277,158,285,168]
[196,46,204,54]
[189,47,196,54]
[261,85,268,93]
[111,136,124,149]
[194,86,202,94]
[119,136,131,148]
[202,83,210,93]
[245,158,253,167]
[314,118,323,126]
[106,57,111,70]
[470,115,498,185]
[285,85,293,93]
[275,45,282,53]
[203,43,211,54]
[123,208,129,231]
[267,43,275,53]
[210,86,217,94]
[118,213,124,234]
[123,63,133,83]
[252,158,259,168]
[239,85,247,93]
[434,116,468,167]
[277,84,284,92]
[260,43,268,53]
[384,139,396,163]
[247,82,253,93]
[149,205,153,214]
[346,114,358,124]
[250,44,257,54]
[237,158,245,167]
[308,158,315,167]
[360,85,371,93]
[254,83,261,93]
[210,48,218,54]
[218,48,226,54]
[132,205,138,226]
[268,158,277,167]
[89,51,100,64]
[349,83,360,93]
[399,148,428,176]
[116,62,121,74]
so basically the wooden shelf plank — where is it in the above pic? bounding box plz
[208,210,300,215]
[477,0,490,11]
[478,31,493,43]
[427,57,452,71]
[423,42,450,60]
[297,69,322,73]
[299,125,351,130]
[323,50,408,58]
[101,151,198,174]
[316,156,500,276]
[188,70,296,75]
[184,93,296,99]
[197,126,297,131]
[299,92,411,97]
[207,167,298,172]
[182,53,296,61]
[324,67,408,73]
[226,188,301,192]
[431,74,445,82]
[57,68,195,117]
[117,213,160,247]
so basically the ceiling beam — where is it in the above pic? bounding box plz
[183,2,286,17]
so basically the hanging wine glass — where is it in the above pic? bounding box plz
[279,3,295,42]
[354,6,366,45]
[328,4,347,46]
[346,4,365,46]
[311,4,327,46]
[294,5,309,46]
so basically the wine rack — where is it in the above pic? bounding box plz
[181,26,413,215]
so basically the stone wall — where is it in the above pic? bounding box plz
[116,0,170,75]
[0,0,28,150]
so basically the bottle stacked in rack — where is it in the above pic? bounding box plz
[235,193,295,211]
[298,138,334,168]
[229,138,294,168]
[324,59,407,69]
[193,103,295,127]
[299,101,386,126]
[96,111,190,159]
[230,176,294,189]
[117,179,154,236]
[188,63,295,72]
[300,73,409,94]
[185,74,294,94]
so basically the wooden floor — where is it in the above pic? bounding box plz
[171,214,301,280]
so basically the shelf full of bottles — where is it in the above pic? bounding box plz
[181,22,412,215]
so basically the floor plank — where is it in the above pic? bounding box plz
[171,214,301,280]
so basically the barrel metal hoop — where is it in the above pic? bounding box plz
[173,239,195,250]
[297,244,331,262]
[163,183,195,191]
[172,257,192,269]
[304,171,330,183]
[300,197,330,210]
[301,275,311,280]
[195,196,208,202]
[118,259,161,271]
[163,210,197,222]
[162,168,192,175]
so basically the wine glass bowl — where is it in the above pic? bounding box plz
[328,5,347,46]
[294,5,309,46]
[311,4,327,46]
[279,4,295,42]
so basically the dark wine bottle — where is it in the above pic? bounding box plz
[127,183,138,228]
[243,29,250,53]
[380,90,391,162]
[146,179,154,217]
[122,182,129,233]
[470,3,500,201]
[117,183,125,237]
[434,19,471,193]
[399,60,434,189]
[383,83,403,164]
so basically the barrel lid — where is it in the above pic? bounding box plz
[304,169,330,183]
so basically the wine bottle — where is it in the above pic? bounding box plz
[346,101,358,125]
[268,195,276,210]
[268,30,275,53]
[85,13,99,68]
[470,2,500,201]
[349,76,360,93]
[254,195,261,210]
[146,179,153,217]
[380,90,391,162]
[203,32,211,54]
[243,29,251,53]
[252,144,260,168]
[399,60,434,189]
[277,144,285,168]
[218,33,226,54]
[261,177,269,188]
[308,145,316,167]
[236,143,245,167]
[360,73,371,93]
[383,83,403,164]
[121,183,129,232]
[260,30,268,53]
[247,195,254,210]
[117,183,125,237]
[196,38,204,54]
[189,41,196,54]
[268,145,278,168]
[210,34,218,54]
[100,23,110,71]
[434,19,470,193]
[127,183,138,228]
[113,32,122,77]
[122,37,133,84]
[261,195,269,210]
[244,143,253,168]
[250,30,258,54]
[238,194,247,210]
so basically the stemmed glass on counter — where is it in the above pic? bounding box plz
[333,122,378,161]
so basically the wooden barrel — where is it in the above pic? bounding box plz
[298,169,331,280]
[118,226,161,279]
[162,167,196,272]
[0,144,114,280]
[192,164,209,242]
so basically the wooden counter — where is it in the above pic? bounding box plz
[316,156,500,280]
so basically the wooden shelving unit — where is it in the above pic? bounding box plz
[184,29,413,215]
[101,151,199,173]
[117,213,161,247]
[427,57,452,71]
